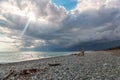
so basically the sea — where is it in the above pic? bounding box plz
[0,51,78,63]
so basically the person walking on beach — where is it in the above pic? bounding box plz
[77,48,85,56]
[81,48,84,56]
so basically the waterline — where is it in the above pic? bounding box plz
[0,51,76,63]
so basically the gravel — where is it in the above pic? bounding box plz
[0,51,120,80]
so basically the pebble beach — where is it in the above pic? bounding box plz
[0,51,120,80]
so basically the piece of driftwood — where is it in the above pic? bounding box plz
[19,68,48,75]
[19,69,38,75]
[48,63,61,66]
[2,68,15,80]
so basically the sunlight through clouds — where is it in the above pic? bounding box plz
[0,0,120,51]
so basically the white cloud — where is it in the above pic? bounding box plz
[73,0,120,12]
[0,27,22,52]
[0,0,67,51]
[0,0,120,51]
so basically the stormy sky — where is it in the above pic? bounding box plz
[0,0,120,52]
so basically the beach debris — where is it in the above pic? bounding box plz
[48,63,61,66]
[19,68,48,75]
[2,71,14,80]
[19,69,39,75]
[2,67,48,80]
[2,66,15,80]
[73,49,85,56]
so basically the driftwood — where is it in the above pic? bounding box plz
[19,68,48,75]
[2,68,15,80]
[2,67,48,80]
[19,69,39,75]
[48,63,61,66]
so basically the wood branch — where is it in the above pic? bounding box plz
[48,63,61,66]
[19,68,48,75]
[2,69,15,80]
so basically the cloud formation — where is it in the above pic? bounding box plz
[0,0,120,51]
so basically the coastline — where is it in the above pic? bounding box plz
[0,51,77,64]
[0,51,120,80]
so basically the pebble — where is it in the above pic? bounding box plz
[63,72,66,75]
[0,52,120,80]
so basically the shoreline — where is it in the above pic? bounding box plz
[0,54,71,65]
[0,51,78,64]
[0,51,120,80]
[0,51,95,64]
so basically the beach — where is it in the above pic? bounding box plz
[0,51,120,80]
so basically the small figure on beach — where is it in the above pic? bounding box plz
[76,48,85,56]
[81,48,85,56]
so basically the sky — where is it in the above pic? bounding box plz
[0,0,120,52]
[51,0,77,10]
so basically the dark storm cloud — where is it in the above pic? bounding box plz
[43,7,120,48]
[0,0,120,51]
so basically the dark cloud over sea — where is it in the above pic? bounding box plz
[0,0,120,51]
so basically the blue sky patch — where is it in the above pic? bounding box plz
[51,0,77,10]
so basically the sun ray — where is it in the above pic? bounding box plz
[21,12,36,37]
[21,19,30,37]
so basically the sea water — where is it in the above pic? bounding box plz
[0,51,77,63]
